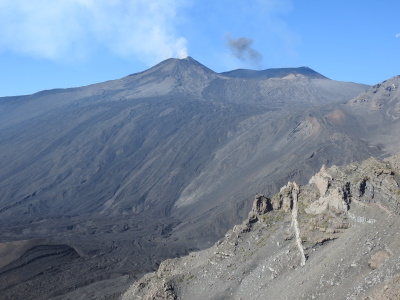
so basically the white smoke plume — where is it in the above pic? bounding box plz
[0,0,188,64]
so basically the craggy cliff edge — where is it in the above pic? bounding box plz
[122,153,400,300]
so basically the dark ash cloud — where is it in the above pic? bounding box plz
[226,35,262,65]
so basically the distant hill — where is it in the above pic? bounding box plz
[221,66,328,80]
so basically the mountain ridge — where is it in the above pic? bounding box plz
[123,152,400,300]
[129,56,216,77]
[221,66,329,80]
[0,57,398,299]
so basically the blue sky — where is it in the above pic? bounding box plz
[1,0,399,97]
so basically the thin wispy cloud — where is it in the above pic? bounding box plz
[396,33,400,38]
[225,35,262,66]
[0,0,188,64]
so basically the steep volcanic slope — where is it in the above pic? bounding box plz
[343,76,400,153]
[170,108,382,243]
[123,153,400,300]
[0,57,391,299]
[0,58,370,224]
[172,76,400,245]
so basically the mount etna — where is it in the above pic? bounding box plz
[0,57,399,299]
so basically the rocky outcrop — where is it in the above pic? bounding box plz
[248,194,272,223]
[122,153,400,300]
[306,164,350,214]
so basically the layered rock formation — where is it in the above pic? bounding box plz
[123,152,400,300]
